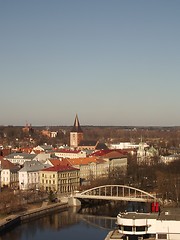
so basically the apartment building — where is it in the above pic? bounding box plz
[39,165,80,193]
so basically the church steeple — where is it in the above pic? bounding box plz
[70,114,84,148]
[71,114,83,133]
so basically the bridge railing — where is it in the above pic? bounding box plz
[73,185,162,203]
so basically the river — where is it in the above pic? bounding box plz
[0,203,125,240]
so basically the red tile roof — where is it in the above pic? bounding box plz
[55,149,81,153]
[68,157,98,165]
[18,147,33,153]
[89,149,127,157]
[0,159,18,170]
[41,164,79,172]
[49,158,72,167]
[32,150,44,154]
[0,148,11,157]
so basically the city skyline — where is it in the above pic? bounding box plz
[1,1,180,126]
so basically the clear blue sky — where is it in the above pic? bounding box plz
[1,0,180,126]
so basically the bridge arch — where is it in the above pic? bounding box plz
[74,185,161,203]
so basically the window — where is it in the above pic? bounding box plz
[136,226,146,232]
[157,234,167,239]
[124,226,132,232]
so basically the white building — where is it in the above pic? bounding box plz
[110,142,139,150]
[161,154,180,164]
[19,160,47,190]
[50,131,58,138]
[33,145,53,152]
[137,141,159,165]
[4,153,37,166]
[54,149,86,159]
[117,210,180,240]
[31,151,51,163]
[0,158,19,188]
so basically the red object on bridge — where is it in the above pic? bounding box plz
[151,202,159,212]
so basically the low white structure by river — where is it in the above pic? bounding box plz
[116,210,180,240]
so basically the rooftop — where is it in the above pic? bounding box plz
[118,209,180,221]
[41,164,79,172]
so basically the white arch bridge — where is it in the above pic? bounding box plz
[73,185,161,203]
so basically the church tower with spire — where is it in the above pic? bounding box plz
[70,114,83,148]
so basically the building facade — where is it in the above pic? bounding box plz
[18,160,47,190]
[39,165,80,193]
[68,154,127,184]
[54,149,86,159]
[0,159,19,189]
[4,153,37,166]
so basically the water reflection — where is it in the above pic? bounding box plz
[0,205,112,240]
[78,201,127,216]
[0,202,149,240]
[0,207,81,240]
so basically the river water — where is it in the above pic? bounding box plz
[0,203,125,240]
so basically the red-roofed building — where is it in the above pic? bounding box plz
[39,164,80,193]
[0,158,20,189]
[67,157,105,183]
[89,149,128,157]
[0,147,11,157]
[67,152,128,185]
[45,158,72,167]
[16,147,33,154]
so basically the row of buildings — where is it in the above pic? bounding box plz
[0,146,128,193]
[0,115,127,193]
[69,115,179,165]
[0,115,178,194]
[0,115,128,192]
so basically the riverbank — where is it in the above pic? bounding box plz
[0,200,68,234]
